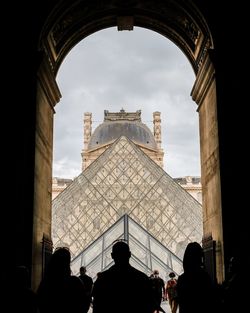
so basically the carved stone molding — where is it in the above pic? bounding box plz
[40,0,212,75]
[37,58,61,110]
[191,50,215,108]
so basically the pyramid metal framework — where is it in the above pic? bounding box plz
[52,136,202,262]
[70,214,183,280]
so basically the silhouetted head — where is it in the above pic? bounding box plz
[111,241,131,266]
[47,247,71,278]
[96,272,101,278]
[153,269,159,277]
[80,266,86,275]
[169,272,176,278]
[183,242,204,272]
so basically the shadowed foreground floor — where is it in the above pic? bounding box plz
[88,300,178,313]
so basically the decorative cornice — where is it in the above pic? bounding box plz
[104,109,141,122]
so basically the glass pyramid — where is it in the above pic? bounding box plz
[70,214,183,280]
[52,136,202,261]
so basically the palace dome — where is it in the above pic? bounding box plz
[88,120,157,150]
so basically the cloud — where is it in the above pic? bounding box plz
[53,27,200,178]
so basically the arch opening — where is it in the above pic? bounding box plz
[51,27,201,277]
[34,0,222,288]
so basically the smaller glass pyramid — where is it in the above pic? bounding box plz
[70,214,183,281]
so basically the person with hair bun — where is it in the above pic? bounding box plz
[165,272,178,313]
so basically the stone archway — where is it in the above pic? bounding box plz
[34,0,223,287]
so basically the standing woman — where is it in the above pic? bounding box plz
[165,272,178,313]
[37,247,87,313]
[176,242,218,313]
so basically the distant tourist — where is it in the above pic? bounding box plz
[79,266,93,313]
[149,269,166,313]
[165,272,178,313]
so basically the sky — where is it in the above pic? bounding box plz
[53,27,200,179]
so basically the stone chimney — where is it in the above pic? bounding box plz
[153,111,162,149]
[84,112,92,149]
[82,112,92,171]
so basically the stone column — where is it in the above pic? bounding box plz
[32,57,61,289]
[191,52,224,283]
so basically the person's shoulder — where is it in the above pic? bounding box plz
[169,278,177,285]
[93,269,113,287]
[96,267,112,279]
[69,275,84,286]
[176,273,184,282]
[129,265,150,280]
[86,274,93,281]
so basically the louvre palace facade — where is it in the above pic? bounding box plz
[52,109,202,279]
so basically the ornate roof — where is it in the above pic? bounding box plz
[88,109,157,150]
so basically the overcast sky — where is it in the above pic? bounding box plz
[53,27,200,179]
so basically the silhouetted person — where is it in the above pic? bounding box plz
[92,240,156,313]
[221,250,248,313]
[165,272,178,313]
[79,266,93,313]
[176,242,217,313]
[12,265,38,313]
[37,247,87,313]
[150,269,166,313]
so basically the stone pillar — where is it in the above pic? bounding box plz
[191,52,224,283]
[32,57,61,289]
[153,111,162,149]
[82,112,92,170]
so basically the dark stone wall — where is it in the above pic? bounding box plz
[196,0,249,274]
[3,0,248,285]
